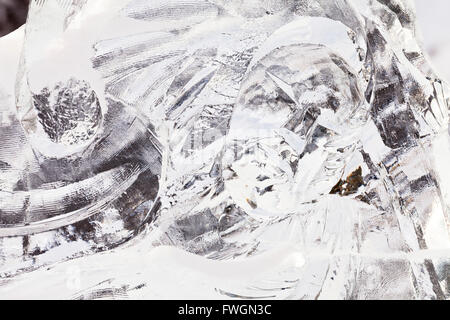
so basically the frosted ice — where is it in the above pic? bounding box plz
[0,0,448,299]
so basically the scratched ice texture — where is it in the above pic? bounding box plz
[0,0,449,299]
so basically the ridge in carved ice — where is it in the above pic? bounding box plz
[0,0,449,299]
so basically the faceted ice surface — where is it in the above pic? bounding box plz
[0,0,448,299]
[33,78,102,146]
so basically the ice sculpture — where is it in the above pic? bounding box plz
[0,0,448,299]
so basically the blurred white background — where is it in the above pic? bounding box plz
[415,0,450,82]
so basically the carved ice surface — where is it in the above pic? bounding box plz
[0,0,449,299]
[33,78,102,146]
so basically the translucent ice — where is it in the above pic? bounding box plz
[0,0,448,299]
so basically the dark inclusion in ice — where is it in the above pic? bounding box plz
[33,78,102,145]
